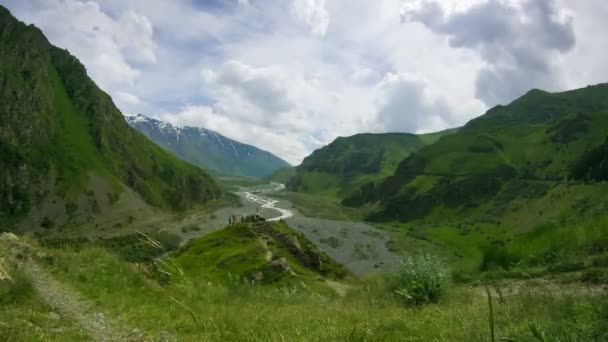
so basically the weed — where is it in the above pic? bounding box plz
[391,254,449,306]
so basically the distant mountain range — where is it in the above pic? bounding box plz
[126,114,290,178]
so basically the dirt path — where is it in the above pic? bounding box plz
[25,262,139,342]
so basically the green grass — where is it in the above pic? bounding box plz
[0,266,88,341]
[173,221,350,288]
[36,244,608,341]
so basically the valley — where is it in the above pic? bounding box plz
[164,181,400,276]
[1,3,607,341]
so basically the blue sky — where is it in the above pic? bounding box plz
[2,0,608,164]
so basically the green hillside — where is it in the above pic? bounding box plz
[336,83,608,279]
[286,130,456,199]
[173,220,350,289]
[0,6,222,229]
[268,167,296,183]
[345,83,608,219]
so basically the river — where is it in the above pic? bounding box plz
[169,182,399,276]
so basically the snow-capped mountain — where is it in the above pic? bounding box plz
[126,114,290,178]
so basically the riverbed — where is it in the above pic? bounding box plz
[168,182,399,276]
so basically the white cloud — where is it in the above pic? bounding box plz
[400,0,576,105]
[291,0,329,37]
[4,0,156,92]
[3,0,607,164]
[375,73,452,133]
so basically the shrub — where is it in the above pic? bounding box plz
[391,254,449,306]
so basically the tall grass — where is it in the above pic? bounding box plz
[390,254,450,306]
[0,267,35,305]
[37,245,608,341]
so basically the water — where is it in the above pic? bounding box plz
[240,183,294,222]
[170,182,399,276]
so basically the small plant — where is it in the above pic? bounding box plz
[391,254,449,306]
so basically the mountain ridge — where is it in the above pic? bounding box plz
[342,82,608,223]
[126,114,290,178]
[285,129,458,199]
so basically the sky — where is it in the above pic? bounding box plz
[2,0,608,165]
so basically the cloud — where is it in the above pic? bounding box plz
[375,73,453,133]
[163,60,374,164]
[400,0,576,105]
[3,0,607,164]
[4,0,156,93]
[203,61,293,114]
[158,59,457,164]
[291,0,330,37]
[114,91,141,112]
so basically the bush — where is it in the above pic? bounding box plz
[391,254,449,306]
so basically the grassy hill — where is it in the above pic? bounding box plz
[286,130,457,198]
[345,84,608,218]
[335,83,608,279]
[0,6,222,230]
[173,220,351,289]
[3,230,606,341]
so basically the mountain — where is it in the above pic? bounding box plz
[0,6,222,229]
[286,129,457,199]
[126,114,290,178]
[343,83,608,223]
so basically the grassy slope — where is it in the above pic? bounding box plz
[332,83,608,279]
[174,221,350,288]
[288,131,456,197]
[343,84,608,215]
[268,167,296,184]
[277,130,456,220]
[23,241,607,341]
[0,6,222,228]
